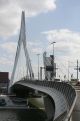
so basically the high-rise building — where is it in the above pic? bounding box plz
[43,52,56,81]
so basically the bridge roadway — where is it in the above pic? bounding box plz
[11,80,77,121]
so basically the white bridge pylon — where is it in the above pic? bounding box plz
[9,11,34,87]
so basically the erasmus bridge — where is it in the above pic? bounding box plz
[9,11,77,121]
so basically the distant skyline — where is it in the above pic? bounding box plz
[0,0,80,80]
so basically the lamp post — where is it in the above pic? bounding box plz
[77,60,79,82]
[51,42,56,80]
[37,54,40,80]
[68,61,69,82]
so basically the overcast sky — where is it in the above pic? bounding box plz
[0,0,80,80]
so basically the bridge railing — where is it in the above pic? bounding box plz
[20,80,76,111]
[15,79,76,120]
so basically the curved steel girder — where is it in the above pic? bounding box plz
[11,81,76,121]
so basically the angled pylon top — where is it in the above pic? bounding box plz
[20,11,26,43]
[9,11,34,88]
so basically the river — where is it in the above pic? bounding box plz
[0,109,47,121]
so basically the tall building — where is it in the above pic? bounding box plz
[43,52,56,81]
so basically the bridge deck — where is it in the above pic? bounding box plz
[11,80,77,121]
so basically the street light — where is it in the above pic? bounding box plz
[51,41,56,80]
[37,54,40,80]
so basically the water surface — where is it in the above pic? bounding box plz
[0,109,47,121]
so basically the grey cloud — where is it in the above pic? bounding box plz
[0,0,56,36]
[16,0,56,15]
[0,0,10,8]
[44,29,80,59]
